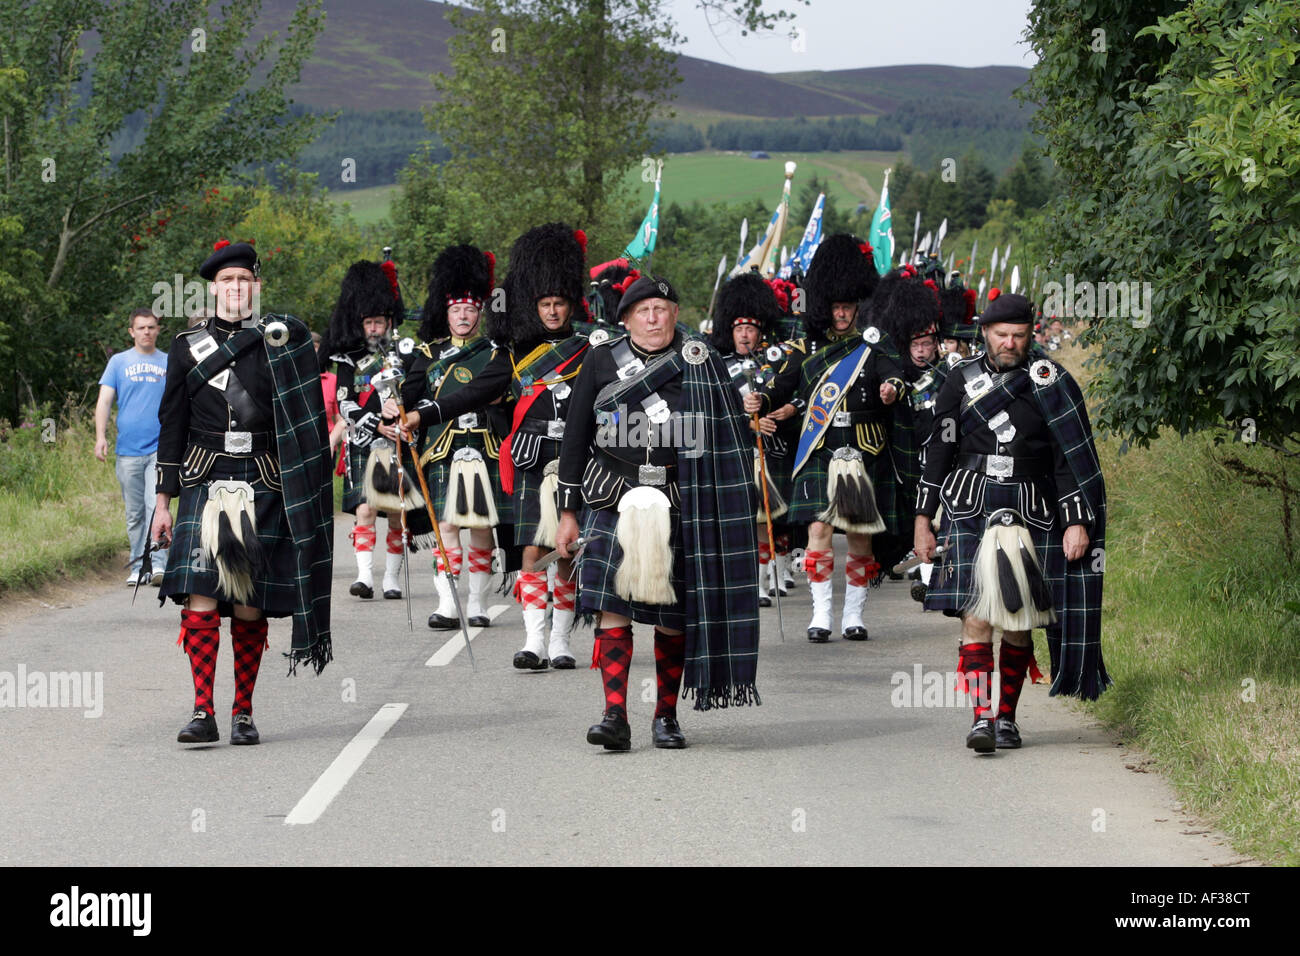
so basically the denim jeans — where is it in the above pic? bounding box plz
[115,453,168,574]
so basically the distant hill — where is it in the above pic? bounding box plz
[258,0,1028,119]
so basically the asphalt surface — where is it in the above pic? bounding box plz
[0,518,1250,866]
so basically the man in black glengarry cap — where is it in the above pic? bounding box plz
[151,239,333,747]
[553,275,762,752]
[913,292,1109,755]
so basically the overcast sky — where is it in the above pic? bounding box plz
[668,0,1035,73]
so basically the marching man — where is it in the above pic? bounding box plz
[152,240,333,746]
[554,276,761,751]
[913,292,1109,753]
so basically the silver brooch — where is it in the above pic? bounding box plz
[766,345,784,363]
[682,339,708,365]
[946,351,963,368]
[1029,359,1059,387]
[397,337,415,355]
[336,386,348,402]
[863,326,881,344]
[589,328,610,346]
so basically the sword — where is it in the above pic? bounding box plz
[399,398,476,669]
[754,414,785,642]
[132,507,163,605]
[892,546,945,575]
[377,369,415,631]
[533,536,593,573]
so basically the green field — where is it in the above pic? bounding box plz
[328,149,902,228]
[329,184,399,227]
[625,150,899,210]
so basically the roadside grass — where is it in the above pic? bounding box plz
[0,410,127,594]
[1052,344,1300,864]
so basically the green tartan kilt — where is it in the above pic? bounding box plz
[787,441,902,534]
[421,432,511,525]
[158,454,298,617]
[512,465,552,548]
[341,439,426,518]
[576,503,685,630]
[924,473,1065,618]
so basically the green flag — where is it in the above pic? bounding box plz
[870,168,894,276]
[624,168,661,261]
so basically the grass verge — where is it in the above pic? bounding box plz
[1051,345,1300,864]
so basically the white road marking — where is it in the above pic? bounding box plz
[425,604,512,666]
[284,702,408,826]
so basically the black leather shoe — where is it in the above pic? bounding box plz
[349,581,374,599]
[995,717,1022,749]
[843,626,869,641]
[468,615,490,627]
[759,594,771,608]
[383,588,401,600]
[427,613,458,630]
[551,655,576,670]
[230,712,260,746]
[910,582,927,602]
[587,708,631,751]
[966,717,996,754]
[513,650,549,671]
[651,715,686,749]
[807,627,831,643]
[177,710,218,744]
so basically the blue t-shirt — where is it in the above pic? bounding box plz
[99,348,169,456]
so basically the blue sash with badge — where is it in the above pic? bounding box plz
[792,339,872,476]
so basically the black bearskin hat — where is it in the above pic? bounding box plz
[320,259,404,357]
[938,281,979,340]
[587,259,638,326]
[419,244,495,342]
[492,222,588,348]
[709,273,783,353]
[803,233,877,338]
[872,273,941,346]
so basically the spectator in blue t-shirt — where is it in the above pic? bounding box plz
[95,308,170,585]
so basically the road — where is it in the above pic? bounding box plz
[0,518,1249,866]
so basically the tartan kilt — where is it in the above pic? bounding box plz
[421,432,511,525]
[512,464,551,548]
[576,503,685,630]
[787,441,902,534]
[159,455,298,616]
[924,474,1065,618]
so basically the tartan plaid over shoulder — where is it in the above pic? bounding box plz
[1030,355,1110,700]
[265,314,334,675]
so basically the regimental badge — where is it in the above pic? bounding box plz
[819,382,841,403]
[682,339,708,365]
[589,328,610,346]
[766,345,784,363]
[453,366,473,383]
[519,373,534,388]
[863,326,881,344]
[658,281,671,296]
[336,386,348,403]
[1029,359,1059,387]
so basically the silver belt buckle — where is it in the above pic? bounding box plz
[832,411,852,427]
[546,420,565,439]
[617,359,645,381]
[224,430,252,454]
[645,399,671,425]
[457,413,479,429]
[638,464,667,487]
[987,454,1013,479]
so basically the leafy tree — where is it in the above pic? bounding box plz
[1024,0,1300,449]
[0,0,326,419]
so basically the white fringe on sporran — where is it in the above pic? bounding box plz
[754,448,787,522]
[199,479,263,606]
[363,444,424,513]
[445,454,498,529]
[817,454,886,534]
[532,470,560,548]
[965,522,1057,631]
[614,486,676,605]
